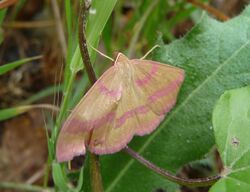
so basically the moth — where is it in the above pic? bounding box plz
[56,52,184,162]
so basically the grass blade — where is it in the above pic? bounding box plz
[0,55,42,75]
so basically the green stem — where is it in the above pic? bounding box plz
[0,182,54,192]
[53,74,75,141]
[127,0,159,58]
[43,158,51,187]
[124,147,221,187]
[89,153,104,192]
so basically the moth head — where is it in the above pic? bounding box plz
[114,53,130,67]
[113,53,135,83]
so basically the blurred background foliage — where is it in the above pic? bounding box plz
[0,0,249,191]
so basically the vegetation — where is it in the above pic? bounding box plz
[0,0,249,192]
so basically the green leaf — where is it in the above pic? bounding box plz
[52,163,72,192]
[0,56,42,75]
[74,167,85,192]
[0,9,7,24]
[69,0,118,74]
[65,0,76,63]
[20,85,62,105]
[0,106,32,121]
[210,85,250,192]
[102,6,250,192]
[83,152,91,192]
[0,104,57,122]
[0,8,7,44]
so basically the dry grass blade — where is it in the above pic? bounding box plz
[0,0,17,9]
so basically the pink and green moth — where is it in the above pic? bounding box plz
[56,53,184,162]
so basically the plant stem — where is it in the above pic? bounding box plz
[124,146,221,187]
[51,0,67,58]
[127,0,159,58]
[89,153,104,192]
[79,1,103,192]
[53,74,75,140]
[43,157,51,187]
[3,20,54,28]
[0,182,53,192]
[186,0,229,21]
[79,2,97,84]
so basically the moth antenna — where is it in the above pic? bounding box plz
[89,44,114,62]
[140,45,160,60]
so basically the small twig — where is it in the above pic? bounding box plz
[78,2,103,192]
[124,146,221,187]
[0,0,17,9]
[79,2,97,84]
[3,20,55,28]
[51,0,67,58]
[0,182,53,192]
[186,0,229,21]
[26,167,46,184]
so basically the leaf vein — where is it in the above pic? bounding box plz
[230,147,250,168]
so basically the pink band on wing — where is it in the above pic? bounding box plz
[115,79,181,128]
[89,132,134,155]
[148,78,181,103]
[115,105,148,127]
[87,112,116,129]
[66,77,182,133]
[97,81,122,98]
[135,64,158,87]
[65,112,115,133]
